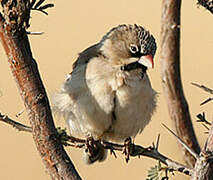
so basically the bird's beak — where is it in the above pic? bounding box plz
[138,54,154,68]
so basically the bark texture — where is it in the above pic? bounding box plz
[0,1,81,179]
[160,0,200,167]
[191,125,213,180]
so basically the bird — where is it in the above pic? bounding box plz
[53,24,157,164]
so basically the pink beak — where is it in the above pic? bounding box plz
[138,54,154,68]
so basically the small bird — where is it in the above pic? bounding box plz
[53,24,157,164]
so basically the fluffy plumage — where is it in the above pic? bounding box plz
[53,24,157,164]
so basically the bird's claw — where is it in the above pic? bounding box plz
[85,137,103,158]
[123,137,132,163]
[110,148,117,158]
[85,137,96,156]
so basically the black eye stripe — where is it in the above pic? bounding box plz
[120,61,147,74]
[130,51,143,58]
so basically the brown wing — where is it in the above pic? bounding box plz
[70,43,102,74]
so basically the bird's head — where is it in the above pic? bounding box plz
[99,24,157,70]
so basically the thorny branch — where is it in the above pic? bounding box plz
[0,112,193,177]
[190,83,213,179]
[197,0,213,14]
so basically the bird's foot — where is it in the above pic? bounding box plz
[56,127,70,146]
[85,137,97,157]
[110,148,117,158]
[84,137,107,164]
[85,137,104,156]
[123,137,132,163]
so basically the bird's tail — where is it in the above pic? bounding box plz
[83,143,108,164]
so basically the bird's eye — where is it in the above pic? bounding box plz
[129,44,139,54]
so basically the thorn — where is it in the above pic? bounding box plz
[26,31,44,35]
[152,142,155,149]
[156,134,160,150]
[123,137,131,163]
[162,123,199,159]
[202,123,210,131]
[16,109,25,117]
[200,97,213,106]
[110,149,117,158]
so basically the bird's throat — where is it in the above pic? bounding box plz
[120,62,147,73]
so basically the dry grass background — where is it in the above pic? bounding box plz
[0,0,212,179]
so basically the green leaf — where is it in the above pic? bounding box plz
[147,165,160,180]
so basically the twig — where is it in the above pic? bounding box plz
[192,83,213,105]
[196,112,211,126]
[191,82,213,95]
[0,112,32,132]
[0,112,192,176]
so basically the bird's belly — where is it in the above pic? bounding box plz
[67,91,113,139]
[104,78,157,142]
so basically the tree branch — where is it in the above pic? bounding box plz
[0,112,192,177]
[160,0,200,167]
[0,112,32,132]
[191,84,213,179]
[0,1,81,179]
[191,122,213,179]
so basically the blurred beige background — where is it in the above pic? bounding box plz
[0,0,213,179]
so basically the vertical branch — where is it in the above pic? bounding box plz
[160,0,200,167]
[0,1,81,180]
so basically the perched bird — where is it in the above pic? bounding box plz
[53,24,157,164]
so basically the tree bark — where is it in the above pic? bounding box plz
[0,1,81,180]
[160,0,200,167]
[191,121,213,179]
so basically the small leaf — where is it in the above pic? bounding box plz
[34,0,45,9]
[147,165,160,180]
[38,3,54,10]
[30,0,37,8]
